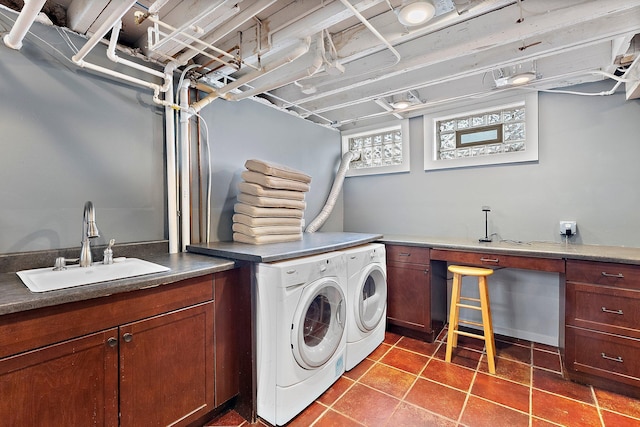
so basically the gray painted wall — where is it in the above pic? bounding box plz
[343,81,640,345]
[0,12,343,254]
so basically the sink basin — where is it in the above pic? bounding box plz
[17,258,171,293]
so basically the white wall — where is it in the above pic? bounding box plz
[342,81,640,345]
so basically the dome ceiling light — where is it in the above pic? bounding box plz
[396,1,436,27]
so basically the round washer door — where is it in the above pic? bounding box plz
[291,278,346,370]
[355,264,387,333]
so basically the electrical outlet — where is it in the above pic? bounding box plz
[559,221,577,236]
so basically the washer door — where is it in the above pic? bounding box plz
[291,278,346,370]
[355,265,387,333]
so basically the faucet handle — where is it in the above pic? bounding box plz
[53,257,67,271]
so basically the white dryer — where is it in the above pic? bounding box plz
[256,251,347,426]
[340,243,387,371]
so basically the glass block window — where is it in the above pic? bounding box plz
[342,120,410,177]
[424,93,538,171]
[437,104,525,161]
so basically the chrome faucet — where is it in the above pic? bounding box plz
[80,201,100,267]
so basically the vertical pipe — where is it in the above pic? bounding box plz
[179,80,192,251]
[164,64,179,253]
[3,0,48,50]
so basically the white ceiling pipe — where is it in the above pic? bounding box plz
[163,62,180,254]
[175,0,279,65]
[148,0,172,15]
[108,19,167,79]
[190,38,311,113]
[3,0,47,50]
[72,0,137,64]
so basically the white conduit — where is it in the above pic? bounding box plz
[164,65,180,254]
[189,38,311,113]
[108,20,167,79]
[306,151,358,233]
[179,80,192,251]
[2,0,47,50]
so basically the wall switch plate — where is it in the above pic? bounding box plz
[559,221,577,236]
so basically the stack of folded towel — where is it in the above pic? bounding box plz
[232,159,311,244]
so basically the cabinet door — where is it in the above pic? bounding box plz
[387,262,430,333]
[0,329,119,427]
[119,302,214,427]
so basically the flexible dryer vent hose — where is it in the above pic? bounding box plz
[305,151,358,233]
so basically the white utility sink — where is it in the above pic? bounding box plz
[17,258,170,293]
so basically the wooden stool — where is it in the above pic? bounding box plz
[445,265,497,374]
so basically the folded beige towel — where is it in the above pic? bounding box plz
[234,203,304,218]
[245,159,311,183]
[232,223,302,236]
[238,192,306,210]
[242,171,311,192]
[233,213,302,227]
[233,232,302,244]
[238,182,305,201]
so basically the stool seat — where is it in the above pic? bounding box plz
[445,264,497,374]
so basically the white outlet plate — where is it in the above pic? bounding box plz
[559,221,577,236]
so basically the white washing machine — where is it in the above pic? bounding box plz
[256,251,347,426]
[340,243,388,371]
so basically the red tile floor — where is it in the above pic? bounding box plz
[207,329,640,426]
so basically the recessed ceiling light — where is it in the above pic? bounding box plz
[397,1,436,27]
[509,72,536,85]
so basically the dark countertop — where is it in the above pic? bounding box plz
[187,232,383,263]
[0,252,236,316]
[379,235,640,265]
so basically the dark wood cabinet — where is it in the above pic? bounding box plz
[385,245,446,342]
[0,271,241,426]
[564,259,640,398]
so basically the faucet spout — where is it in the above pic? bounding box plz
[80,201,100,267]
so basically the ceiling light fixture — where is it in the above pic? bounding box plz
[508,71,536,85]
[397,1,436,27]
[389,91,422,110]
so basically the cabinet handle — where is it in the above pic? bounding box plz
[480,258,499,263]
[399,253,411,257]
[601,272,624,279]
[123,333,133,343]
[107,337,118,348]
[424,269,429,275]
[601,353,623,363]
[601,307,623,315]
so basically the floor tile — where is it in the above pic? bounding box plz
[494,339,531,364]
[404,378,466,420]
[601,410,640,427]
[460,396,529,427]
[313,409,363,427]
[531,416,563,426]
[384,402,456,427]
[206,409,247,426]
[533,342,560,353]
[436,327,448,342]
[532,349,562,372]
[285,402,327,427]
[532,368,594,404]
[479,355,531,386]
[434,343,483,370]
[366,343,391,361]
[420,358,475,392]
[317,376,354,406]
[531,389,601,427]
[343,358,374,381]
[379,347,429,375]
[495,334,532,348]
[383,331,402,345]
[594,388,640,419]
[359,362,417,399]
[471,372,530,413]
[395,335,440,357]
[332,383,399,426]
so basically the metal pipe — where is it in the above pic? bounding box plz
[3,0,47,50]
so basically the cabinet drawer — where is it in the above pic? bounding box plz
[566,282,640,338]
[566,326,640,388]
[430,249,564,273]
[386,245,429,265]
[566,260,640,290]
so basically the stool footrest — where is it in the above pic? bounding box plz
[456,303,482,311]
[460,296,481,303]
[459,319,484,328]
[453,329,485,341]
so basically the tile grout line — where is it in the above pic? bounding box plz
[591,385,606,427]
[454,344,485,426]
[529,344,534,427]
